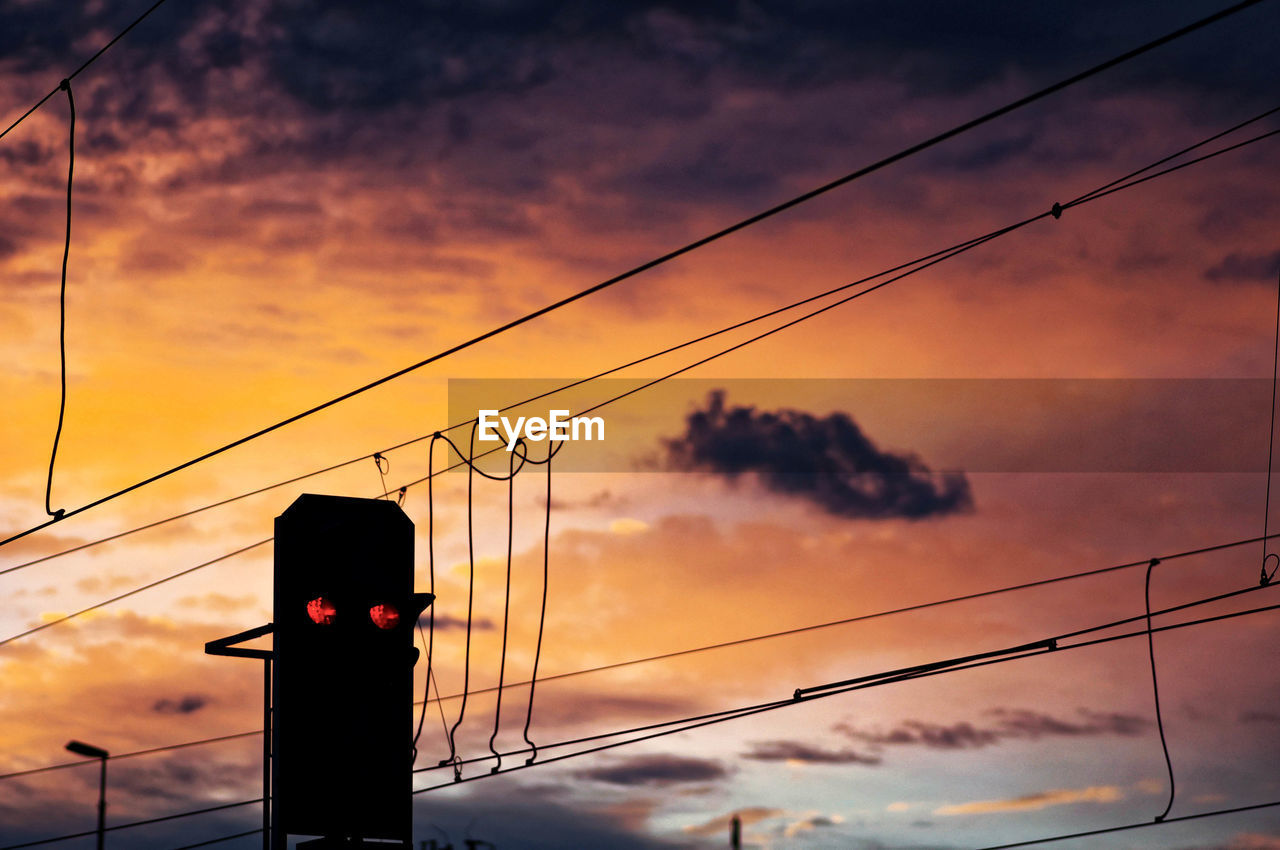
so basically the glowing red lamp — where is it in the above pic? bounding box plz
[369,603,400,630]
[306,596,337,625]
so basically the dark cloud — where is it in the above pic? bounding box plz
[578,754,728,787]
[837,708,1149,754]
[741,740,880,765]
[427,612,493,631]
[664,391,972,519]
[151,694,209,714]
[1204,249,1280,284]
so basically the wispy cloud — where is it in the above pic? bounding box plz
[935,785,1123,815]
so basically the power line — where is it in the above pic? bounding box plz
[3,593,1274,850]
[973,799,1280,849]
[0,798,261,850]
[4,102,1276,583]
[2,0,1269,552]
[0,539,270,649]
[171,830,264,850]
[3,113,1275,650]
[408,594,1280,792]
[0,0,175,144]
[44,80,75,520]
[5,529,1275,786]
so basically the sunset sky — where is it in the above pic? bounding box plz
[2,1,1280,848]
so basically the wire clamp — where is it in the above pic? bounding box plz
[58,78,70,91]
[1262,554,1278,587]
[1051,202,1063,219]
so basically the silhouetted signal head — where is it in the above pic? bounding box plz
[273,494,433,845]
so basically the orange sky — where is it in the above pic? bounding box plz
[2,2,1280,848]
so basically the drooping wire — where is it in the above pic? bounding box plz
[1144,558,1176,821]
[0,0,175,144]
[2,554,1275,786]
[522,441,552,764]
[43,80,75,520]
[1,0,1267,549]
[1263,268,1280,586]
[488,439,523,772]
[409,594,1280,794]
[413,433,444,758]
[4,114,1277,652]
[443,422,481,780]
[5,103,1279,570]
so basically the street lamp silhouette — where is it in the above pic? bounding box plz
[65,740,108,850]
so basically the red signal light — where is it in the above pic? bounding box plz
[307,596,337,625]
[369,603,400,630]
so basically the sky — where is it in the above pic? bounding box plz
[1,0,1280,848]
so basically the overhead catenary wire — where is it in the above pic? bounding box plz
[3,595,1273,850]
[6,528,1276,786]
[44,79,74,520]
[4,102,1278,583]
[522,443,552,764]
[487,442,521,772]
[1263,267,1280,586]
[0,0,174,144]
[407,592,1280,791]
[4,118,1273,650]
[171,830,264,850]
[1145,558,1176,822]
[972,799,1280,850]
[2,0,1270,551]
[0,798,262,850]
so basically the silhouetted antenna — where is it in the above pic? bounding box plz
[4,101,1277,578]
[43,79,75,521]
[1144,558,1176,821]
[2,0,1269,549]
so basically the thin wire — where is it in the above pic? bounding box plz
[6,104,1278,575]
[443,423,481,779]
[1145,558,1176,821]
[1264,267,1280,585]
[171,830,264,850]
[487,440,522,772]
[0,798,262,850]
[0,0,175,143]
[3,121,1277,650]
[522,442,551,764]
[2,0,1268,549]
[2,564,1274,786]
[973,799,1280,850]
[0,539,271,649]
[410,596,1280,792]
[413,434,444,754]
[44,81,74,520]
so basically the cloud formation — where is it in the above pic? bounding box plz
[578,754,727,787]
[741,740,880,765]
[837,708,1148,753]
[664,391,972,519]
[935,784,1123,815]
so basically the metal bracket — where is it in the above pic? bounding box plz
[205,623,274,659]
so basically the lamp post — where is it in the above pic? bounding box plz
[65,740,108,850]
